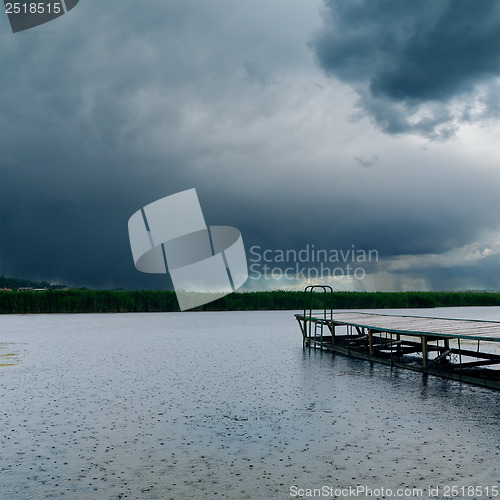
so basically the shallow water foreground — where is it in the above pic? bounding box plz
[1,309,499,500]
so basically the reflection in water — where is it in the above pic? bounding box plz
[0,342,20,366]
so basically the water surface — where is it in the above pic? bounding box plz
[1,309,499,499]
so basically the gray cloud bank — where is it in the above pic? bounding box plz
[311,0,500,139]
[1,1,499,292]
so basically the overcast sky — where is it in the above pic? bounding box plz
[1,0,499,291]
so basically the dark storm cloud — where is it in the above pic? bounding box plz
[0,0,321,289]
[311,0,500,139]
[1,1,499,292]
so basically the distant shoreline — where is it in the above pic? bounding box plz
[1,290,499,314]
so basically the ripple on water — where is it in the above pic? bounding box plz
[0,310,499,499]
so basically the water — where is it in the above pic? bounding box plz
[1,308,499,500]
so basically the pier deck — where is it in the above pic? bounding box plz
[295,311,500,390]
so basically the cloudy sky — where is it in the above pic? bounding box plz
[1,0,499,291]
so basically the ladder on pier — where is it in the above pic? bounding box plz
[303,285,333,347]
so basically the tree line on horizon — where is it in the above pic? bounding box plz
[0,289,499,314]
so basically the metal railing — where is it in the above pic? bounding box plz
[303,285,333,347]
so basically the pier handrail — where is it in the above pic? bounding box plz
[303,285,334,345]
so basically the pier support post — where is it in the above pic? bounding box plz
[368,329,374,356]
[422,336,428,370]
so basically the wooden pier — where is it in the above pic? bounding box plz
[296,286,500,390]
